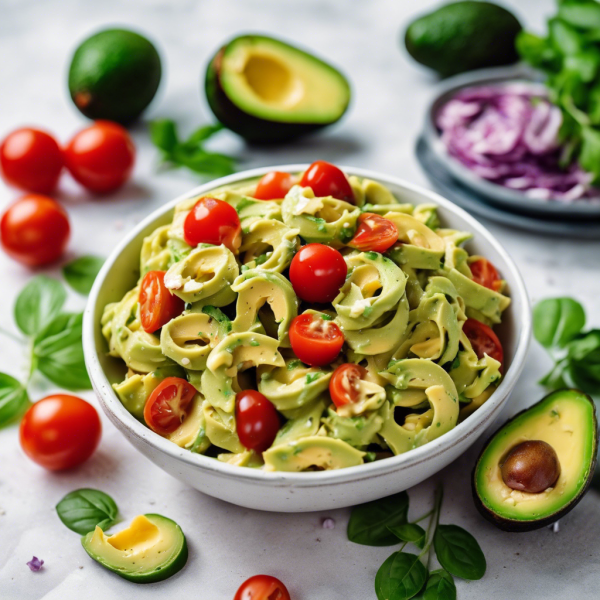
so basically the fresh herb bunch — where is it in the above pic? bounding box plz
[348,486,486,599]
[533,297,600,394]
[150,120,237,177]
[517,1,600,181]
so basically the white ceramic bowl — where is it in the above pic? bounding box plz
[83,165,531,513]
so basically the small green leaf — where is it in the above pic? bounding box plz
[559,3,600,30]
[550,19,583,56]
[433,524,486,581]
[56,489,119,535]
[183,123,224,147]
[580,126,600,181]
[63,255,105,295]
[533,297,585,349]
[0,373,30,428]
[375,551,428,600]
[14,276,66,336]
[387,523,426,549]
[150,119,179,153]
[202,306,232,333]
[415,569,456,600]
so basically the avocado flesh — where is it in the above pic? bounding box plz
[205,35,351,143]
[82,514,187,583]
[473,389,597,532]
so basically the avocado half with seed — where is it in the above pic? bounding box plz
[473,389,597,532]
[205,35,351,143]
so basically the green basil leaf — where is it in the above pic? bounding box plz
[433,524,486,581]
[533,297,586,349]
[202,305,232,333]
[14,276,66,337]
[0,373,30,428]
[516,31,559,70]
[375,552,428,600]
[63,255,105,295]
[172,147,236,177]
[387,523,427,549]
[539,360,570,390]
[56,489,119,535]
[183,123,224,147]
[150,119,179,153]
[550,18,583,56]
[348,491,409,546]
[559,3,600,30]
[580,126,600,181]
[415,569,456,600]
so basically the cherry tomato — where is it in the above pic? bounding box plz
[349,213,398,253]
[1,194,70,267]
[289,243,347,304]
[235,390,280,453]
[183,197,242,253]
[234,575,291,600]
[65,121,135,193]
[139,270,184,333]
[289,313,344,367]
[470,258,502,292]
[254,171,295,200]
[144,377,196,435]
[463,318,504,370]
[299,160,355,203]
[329,363,368,408]
[0,128,64,194]
[20,395,101,471]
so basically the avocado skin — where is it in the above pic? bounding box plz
[405,1,522,77]
[472,389,598,533]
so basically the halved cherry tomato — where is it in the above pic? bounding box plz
[299,160,355,203]
[1,194,70,267]
[470,258,502,292]
[139,270,184,333]
[329,363,368,408]
[289,313,344,367]
[463,318,504,370]
[65,121,135,193]
[183,196,241,253]
[289,243,347,303]
[234,575,291,600]
[0,128,64,194]
[349,213,398,253]
[20,395,101,471]
[235,390,280,453]
[254,171,295,200]
[144,377,196,435]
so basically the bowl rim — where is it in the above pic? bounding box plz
[83,164,531,487]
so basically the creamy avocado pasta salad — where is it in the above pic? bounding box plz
[101,161,510,472]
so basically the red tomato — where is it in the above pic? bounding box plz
[1,194,70,267]
[470,258,502,292]
[139,270,184,333]
[234,575,291,600]
[463,318,504,369]
[289,243,347,303]
[329,363,368,408]
[144,377,196,435]
[20,395,101,471]
[65,121,135,193]
[0,128,64,194]
[289,313,344,367]
[299,160,355,203]
[184,197,242,253]
[254,171,295,200]
[235,390,280,453]
[349,213,398,253]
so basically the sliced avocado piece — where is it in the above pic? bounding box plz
[322,407,384,449]
[82,514,187,583]
[205,34,351,143]
[140,225,172,275]
[166,395,210,453]
[473,389,598,532]
[203,402,244,453]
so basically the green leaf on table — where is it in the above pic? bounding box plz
[387,523,427,549]
[347,491,409,546]
[433,524,486,581]
[150,119,179,153]
[533,297,585,350]
[14,276,66,337]
[63,255,104,295]
[550,19,583,56]
[183,123,224,147]
[415,569,456,600]
[558,3,600,30]
[56,489,119,535]
[375,551,428,600]
[0,373,30,428]
[516,32,558,69]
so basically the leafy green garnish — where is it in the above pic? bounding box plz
[0,374,30,429]
[287,359,302,370]
[202,305,232,333]
[387,523,426,549]
[417,569,456,600]
[321,314,334,321]
[14,276,66,337]
[56,489,119,535]
[306,373,321,384]
[375,551,428,600]
[433,525,486,581]
[63,255,104,295]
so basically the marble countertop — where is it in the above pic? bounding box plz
[1,0,599,598]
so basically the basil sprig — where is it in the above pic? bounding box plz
[56,489,119,535]
[63,255,104,295]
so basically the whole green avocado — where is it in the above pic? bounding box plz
[405,1,522,77]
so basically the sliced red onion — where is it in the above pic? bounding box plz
[26,556,44,572]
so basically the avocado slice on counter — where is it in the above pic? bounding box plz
[82,514,187,583]
[473,389,598,532]
[205,34,351,143]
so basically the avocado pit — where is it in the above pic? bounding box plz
[500,440,560,494]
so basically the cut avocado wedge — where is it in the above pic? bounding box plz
[473,389,598,532]
[205,34,351,143]
[82,514,187,583]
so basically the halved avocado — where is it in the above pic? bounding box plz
[473,389,598,532]
[82,514,187,583]
[205,34,351,143]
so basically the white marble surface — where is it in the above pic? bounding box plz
[1,0,599,598]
